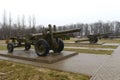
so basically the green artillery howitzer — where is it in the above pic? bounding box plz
[7,24,81,56]
[75,32,112,44]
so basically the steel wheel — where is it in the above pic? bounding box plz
[53,39,64,53]
[25,43,31,50]
[7,43,14,53]
[35,39,49,56]
[89,37,98,44]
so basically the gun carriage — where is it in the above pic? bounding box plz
[7,24,81,56]
[75,33,112,44]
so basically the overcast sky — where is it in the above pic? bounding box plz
[0,0,120,26]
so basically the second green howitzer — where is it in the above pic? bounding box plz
[75,32,112,44]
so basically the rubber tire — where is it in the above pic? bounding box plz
[89,37,98,44]
[35,39,49,56]
[25,43,31,50]
[7,43,14,53]
[75,40,78,43]
[94,37,98,43]
[53,39,64,53]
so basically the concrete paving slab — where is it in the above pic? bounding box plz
[90,45,120,80]
[0,50,78,64]
[65,47,115,50]
[65,42,105,45]
[102,43,120,46]
[0,50,110,76]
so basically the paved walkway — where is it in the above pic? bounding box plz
[65,42,104,45]
[102,43,120,46]
[0,52,110,76]
[90,44,120,80]
[65,47,115,50]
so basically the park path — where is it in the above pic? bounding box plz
[90,44,120,80]
[65,47,115,50]
[0,51,110,76]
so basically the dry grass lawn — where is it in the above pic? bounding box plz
[64,48,113,55]
[0,60,90,80]
[64,38,120,43]
[65,43,118,49]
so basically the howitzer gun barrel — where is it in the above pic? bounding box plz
[32,33,43,36]
[31,28,81,37]
[88,32,112,37]
[53,28,81,35]
[100,32,112,35]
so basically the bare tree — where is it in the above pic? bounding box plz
[31,15,36,33]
